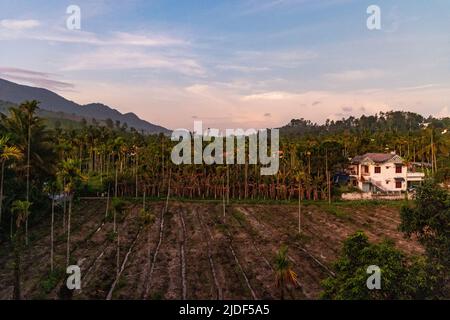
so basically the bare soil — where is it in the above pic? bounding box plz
[0,200,423,300]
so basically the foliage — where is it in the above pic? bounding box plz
[400,180,450,298]
[274,245,298,299]
[321,231,430,299]
[139,208,155,225]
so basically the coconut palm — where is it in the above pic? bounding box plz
[274,246,298,300]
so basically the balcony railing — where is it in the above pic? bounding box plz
[407,172,425,180]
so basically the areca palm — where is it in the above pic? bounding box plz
[0,136,22,222]
[294,169,305,234]
[44,181,58,272]
[2,101,55,244]
[11,200,31,300]
[58,158,83,267]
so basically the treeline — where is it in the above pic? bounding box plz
[1,102,450,217]
[283,111,450,135]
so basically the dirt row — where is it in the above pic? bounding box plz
[0,200,423,300]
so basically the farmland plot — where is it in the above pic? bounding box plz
[0,200,423,300]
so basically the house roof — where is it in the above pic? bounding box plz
[351,153,402,164]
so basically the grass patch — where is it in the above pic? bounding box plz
[139,208,156,225]
[106,230,118,242]
[216,223,230,234]
[40,267,65,295]
[150,292,163,300]
[231,209,246,224]
[289,232,311,244]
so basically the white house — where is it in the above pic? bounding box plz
[348,153,425,193]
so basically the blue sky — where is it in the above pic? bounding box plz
[1,0,450,129]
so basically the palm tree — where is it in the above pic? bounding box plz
[2,101,55,244]
[295,170,305,234]
[21,101,39,245]
[11,200,31,300]
[58,159,83,267]
[274,246,298,300]
[0,136,22,222]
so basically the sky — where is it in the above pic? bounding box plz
[0,0,450,130]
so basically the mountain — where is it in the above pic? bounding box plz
[0,78,170,134]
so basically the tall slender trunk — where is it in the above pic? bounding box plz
[66,195,72,267]
[114,163,118,198]
[25,118,31,246]
[165,169,171,213]
[135,153,139,199]
[116,229,120,276]
[143,189,146,212]
[50,196,55,272]
[105,188,110,218]
[113,208,116,233]
[62,178,66,232]
[298,181,302,234]
[13,233,21,300]
[222,176,226,219]
[226,165,230,204]
[10,213,13,239]
[0,161,5,223]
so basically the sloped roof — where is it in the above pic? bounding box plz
[351,153,402,164]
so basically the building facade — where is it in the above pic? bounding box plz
[348,153,425,193]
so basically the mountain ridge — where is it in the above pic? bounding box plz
[0,78,170,134]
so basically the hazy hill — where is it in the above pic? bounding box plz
[0,78,170,134]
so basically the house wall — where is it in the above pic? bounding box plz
[351,161,407,192]
[364,162,407,192]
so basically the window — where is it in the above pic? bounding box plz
[396,165,402,173]
[364,165,369,173]
[375,166,381,174]
[396,181,402,189]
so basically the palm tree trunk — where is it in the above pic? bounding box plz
[0,161,5,223]
[143,189,146,212]
[113,208,116,233]
[50,196,55,272]
[13,234,21,300]
[114,164,118,197]
[223,176,226,219]
[66,195,72,267]
[226,165,230,204]
[62,178,66,232]
[105,188,110,218]
[25,119,31,246]
[10,213,13,239]
[165,169,171,213]
[135,154,139,199]
[298,181,302,234]
[116,229,120,276]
